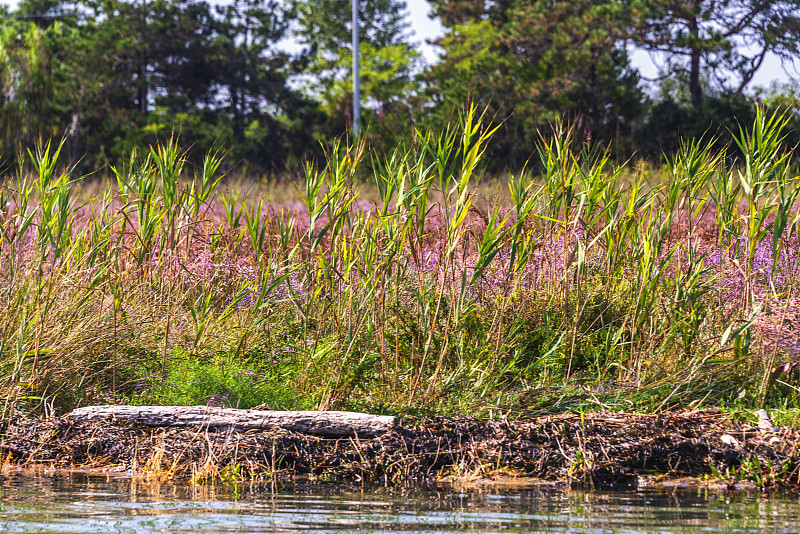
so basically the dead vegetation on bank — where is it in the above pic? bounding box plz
[0,410,798,491]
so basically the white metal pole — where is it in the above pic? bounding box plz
[352,0,360,137]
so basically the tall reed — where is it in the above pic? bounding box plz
[0,106,798,416]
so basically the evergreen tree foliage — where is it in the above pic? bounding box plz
[1,0,800,172]
[297,0,421,142]
[637,0,800,107]
[425,0,644,168]
[1,0,324,171]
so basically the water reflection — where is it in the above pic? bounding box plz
[0,474,796,533]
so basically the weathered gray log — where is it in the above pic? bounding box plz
[67,405,397,438]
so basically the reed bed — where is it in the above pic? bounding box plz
[0,105,798,418]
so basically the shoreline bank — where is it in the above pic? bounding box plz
[1,410,797,491]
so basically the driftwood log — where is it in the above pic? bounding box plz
[67,405,397,438]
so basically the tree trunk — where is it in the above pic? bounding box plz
[136,0,149,115]
[231,85,245,143]
[68,405,397,438]
[688,17,703,107]
[589,61,599,139]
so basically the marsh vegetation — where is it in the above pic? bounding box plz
[0,107,798,421]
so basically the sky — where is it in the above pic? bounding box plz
[405,0,444,65]
[2,0,798,91]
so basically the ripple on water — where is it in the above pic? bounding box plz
[0,475,797,533]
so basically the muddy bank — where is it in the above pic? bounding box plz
[1,410,798,490]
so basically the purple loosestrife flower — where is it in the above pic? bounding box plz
[777,338,800,356]
[588,382,608,395]
[240,290,260,308]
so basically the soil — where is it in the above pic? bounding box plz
[1,409,798,490]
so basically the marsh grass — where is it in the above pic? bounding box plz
[0,105,798,418]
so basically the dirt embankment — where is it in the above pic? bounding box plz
[1,410,797,490]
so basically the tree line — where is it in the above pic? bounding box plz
[2,0,800,173]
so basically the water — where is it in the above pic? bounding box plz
[0,474,798,533]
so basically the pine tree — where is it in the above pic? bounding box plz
[425,0,644,168]
[296,0,420,136]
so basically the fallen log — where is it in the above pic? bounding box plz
[67,405,396,438]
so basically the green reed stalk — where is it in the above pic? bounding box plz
[419,106,499,400]
[709,158,741,249]
[507,170,540,277]
[243,198,269,269]
[184,149,225,259]
[112,150,165,266]
[733,106,791,306]
[150,136,187,251]
[666,137,720,258]
[220,190,246,251]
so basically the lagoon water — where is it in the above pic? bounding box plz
[0,474,798,533]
